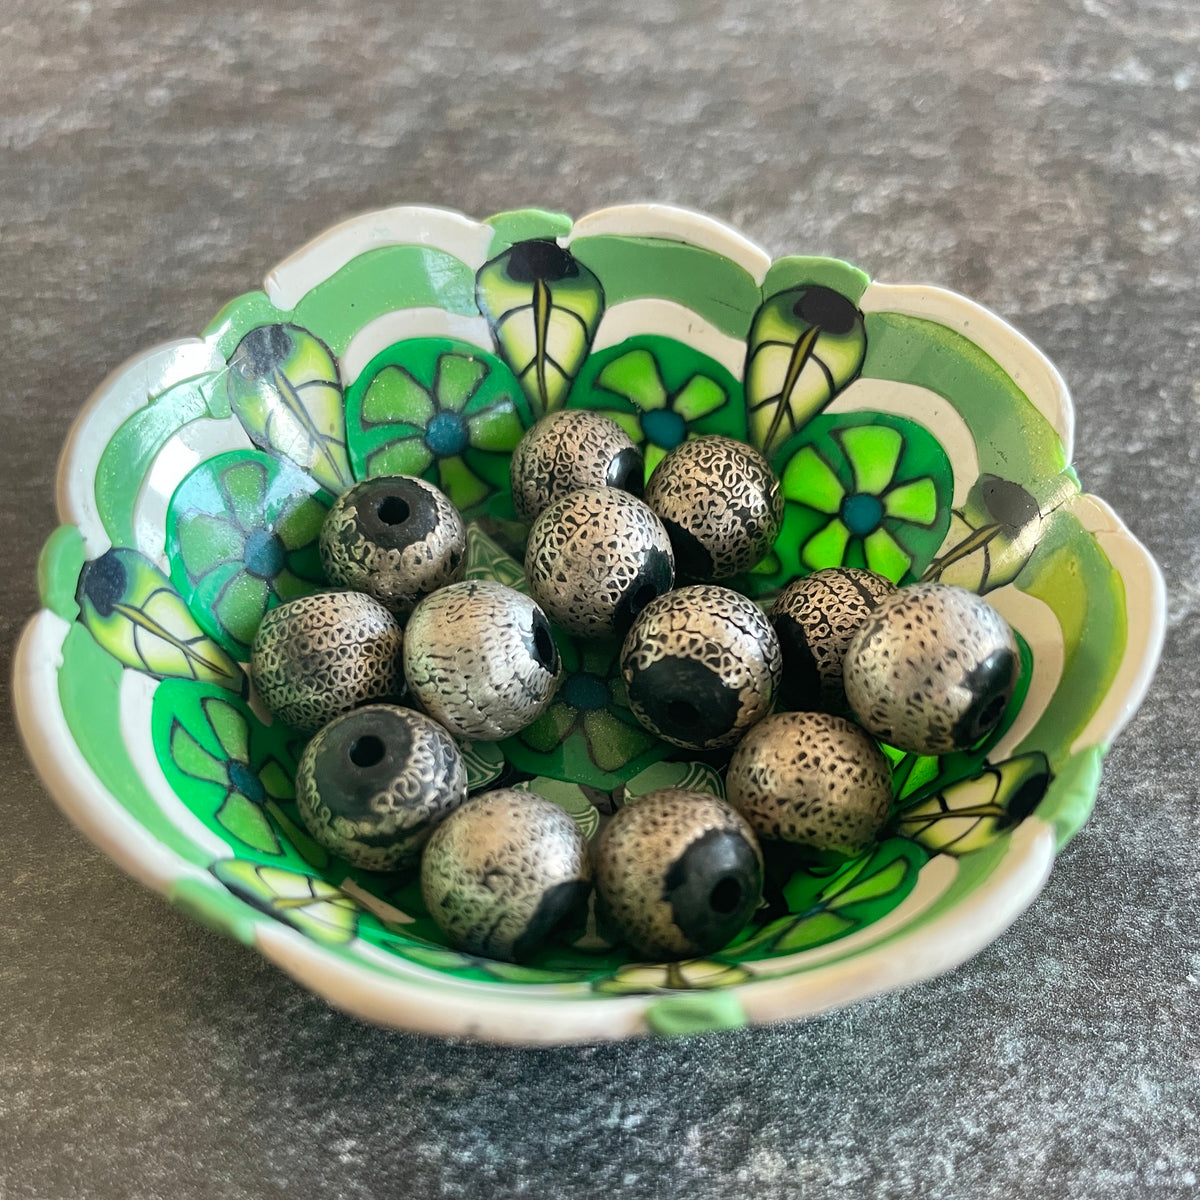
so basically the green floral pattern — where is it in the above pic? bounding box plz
[166,451,329,657]
[567,336,745,478]
[345,338,530,512]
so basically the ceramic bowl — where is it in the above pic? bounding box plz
[14,204,1164,1043]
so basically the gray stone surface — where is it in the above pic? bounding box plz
[1,0,1197,1196]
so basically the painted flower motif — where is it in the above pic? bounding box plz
[569,336,745,478]
[212,860,358,946]
[503,635,668,789]
[778,416,952,583]
[154,680,327,867]
[166,450,329,657]
[345,338,530,513]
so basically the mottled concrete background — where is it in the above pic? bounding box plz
[2,1,1197,1196]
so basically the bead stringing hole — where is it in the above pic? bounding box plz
[666,699,700,726]
[376,496,410,525]
[709,876,743,914]
[348,734,386,768]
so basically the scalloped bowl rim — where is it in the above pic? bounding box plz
[13,202,1166,1043]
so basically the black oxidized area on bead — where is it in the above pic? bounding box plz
[625,655,742,746]
[952,647,1019,747]
[665,828,764,954]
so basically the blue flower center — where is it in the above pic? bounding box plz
[228,760,265,804]
[841,493,884,536]
[426,412,469,456]
[243,530,285,579]
[641,408,687,449]
[563,672,610,711]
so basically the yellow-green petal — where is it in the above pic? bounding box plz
[434,352,488,412]
[672,374,726,421]
[436,455,490,510]
[202,695,250,763]
[170,722,228,785]
[216,793,281,855]
[840,425,904,496]
[782,446,846,514]
[597,348,668,411]
[864,526,913,581]
[802,518,851,569]
[883,476,939,525]
[360,364,435,428]
[366,436,434,478]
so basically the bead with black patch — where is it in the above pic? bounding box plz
[251,591,404,735]
[769,567,895,714]
[595,788,764,959]
[295,704,467,872]
[403,580,561,740]
[421,788,592,962]
[644,435,783,580]
[319,475,466,618]
[620,585,781,750]
[525,487,675,638]
[726,711,893,860]
[510,410,644,524]
[843,582,1020,755]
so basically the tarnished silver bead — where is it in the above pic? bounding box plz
[726,711,893,859]
[620,585,782,750]
[524,487,675,638]
[595,788,764,960]
[843,582,1020,755]
[319,475,466,617]
[295,704,467,872]
[769,567,895,714]
[250,591,404,734]
[421,788,592,962]
[644,435,783,580]
[510,410,644,524]
[403,580,561,740]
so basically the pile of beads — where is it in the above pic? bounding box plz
[245,411,1019,965]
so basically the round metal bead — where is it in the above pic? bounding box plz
[769,567,896,714]
[843,582,1020,755]
[403,580,561,740]
[595,788,764,959]
[319,475,466,617]
[644,435,783,580]
[620,585,782,750]
[421,788,592,962]
[295,704,467,872]
[524,487,675,638]
[251,591,404,735]
[726,711,893,859]
[510,410,644,524]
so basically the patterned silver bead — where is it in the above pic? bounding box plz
[595,788,763,959]
[319,475,466,618]
[421,788,592,962]
[769,567,896,714]
[726,711,893,859]
[510,410,644,524]
[403,580,561,740]
[251,591,404,735]
[296,704,467,872]
[644,435,783,580]
[620,584,782,750]
[843,583,1019,754]
[524,487,675,638]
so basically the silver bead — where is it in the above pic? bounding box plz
[403,580,561,740]
[644,435,783,580]
[620,585,782,750]
[319,475,466,618]
[595,788,764,959]
[525,487,675,638]
[510,410,644,524]
[251,591,404,734]
[843,582,1020,754]
[421,788,592,962]
[296,704,467,871]
[769,567,895,714]
[726,711,893,859]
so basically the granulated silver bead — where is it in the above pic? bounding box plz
[769,567,895,714]
[510,410,644,524]
[726,711,893,859]
[403,580,561,740]
[620,584,782,750]
[595,788,764,959]
[296,704,467,872]
[251,591,404,735]
[421,788,592,962]
[525,486,675,638]
[319,475,466,618]
[644,435,783,580]
[843,582,1020,755]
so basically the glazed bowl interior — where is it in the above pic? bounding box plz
[15,204,1164,1043]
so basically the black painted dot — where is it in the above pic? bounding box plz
[79,551,127,618]
[233,324,292,380]
[980,475,1041,527]
[792,286,859,335]
[504,239,580,283]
